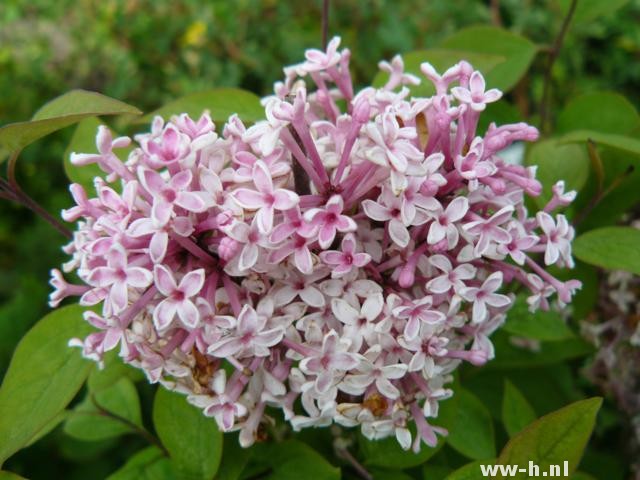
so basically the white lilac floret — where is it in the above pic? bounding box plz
[53,37,580,451]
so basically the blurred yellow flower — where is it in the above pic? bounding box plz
[181,20,207,48]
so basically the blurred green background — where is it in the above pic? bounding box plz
[1,0,639,478]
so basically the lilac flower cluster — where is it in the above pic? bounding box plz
[52,37,580,451]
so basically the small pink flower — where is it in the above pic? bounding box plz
[231,160,299,234]
[393,296,445,340]
[153,265,205,330]
[320,234,371,277]
[303,195,357,249]
[426,254,476,294]
[426,196,468,248]
[207,304,284,358]
[340,346,408,399]
[139,168,208,225]
[459,272,511,324]
[87,245,152,313]
[463,205,514,256]
[537,212,574,267]
[299,330,359,393]
[451,71,502,111]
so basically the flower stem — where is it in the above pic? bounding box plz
[322,0,330,50]
[89,394,169,456]
[539,0,578,134]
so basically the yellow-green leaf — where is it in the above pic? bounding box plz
[495,398,602,479]
[139,88,264,125]
[573,227,640,274]
[439,26,538,92]
[0,90,141,159]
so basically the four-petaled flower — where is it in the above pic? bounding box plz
[451,71,502,112]
[303,195,357,249]
[153,265,205,330]
[231,160,299,234]
[320,233,371,277]
[459,272,511,324]
[208,304,284,358]
[87,245,153,313]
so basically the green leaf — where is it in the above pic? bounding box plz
[525,139,590,208]
[489,333,594,369]
[214,434,249,480]
[445,460,494,480]
[373,49,504,97]
[503,296,574,341]
[106,447,176,480]
[0,472,27,480]
[87,350,144,393]
[153,388,222,480]
[63,117,107,192]
[572,473,597,480]
[64,377,142,441]
[560,130,640,158]
[573,227,640,274]
[495,398,602,479]
[439,26,538,92]
[447,389,495,460]
[139,88,264,124]
[360,377,459,468]
[370,470,414,480]
[24,410,69,448]
[556,0,630,23]
[256,440,340,480]
[502,381,536,437]
[557,91,640,135]
[423,464,453,480]
[0,90,141,158]
[0,305,93,466]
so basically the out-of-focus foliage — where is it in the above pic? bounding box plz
[1,0,640,479]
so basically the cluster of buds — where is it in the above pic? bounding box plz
[51,37,580,451]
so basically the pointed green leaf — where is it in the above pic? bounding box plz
[153,388,222,480]
[0,90,141,158]
[422,464,453,480]
[489,333,593,369]
[0,472,27,480]
[24,410,69,448]
[556,0,630,23]
[573,227,640,274]
[503,296,574,341]
[106,447,176,480]
[64,377,142,441]
[447,389,495,460]
[495,398,603,479]
[254,440,340,480]
[0,305,93,466]
[557,91,640,135]
[139,88,264,125]
[560,130,640,158]
[502,381,536,437]
[525,139,590,208]
[439,26,538,92]
[445,460,495,480]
